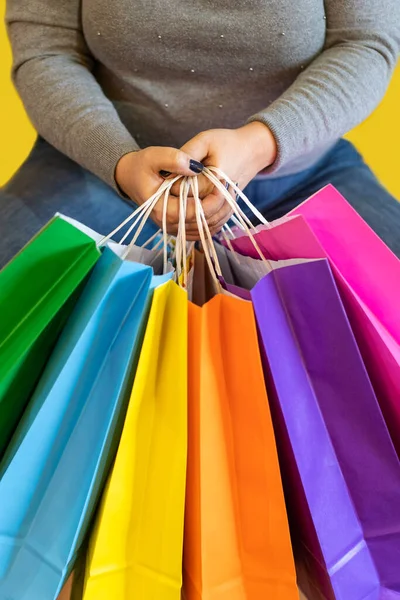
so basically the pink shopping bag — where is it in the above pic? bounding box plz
[231,185,400,455]
[290,185,400,343]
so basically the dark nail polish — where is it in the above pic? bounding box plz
[189,159,204,174]
[159,170,171,178]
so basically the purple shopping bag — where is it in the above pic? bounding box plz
[248,259,400,599]
[230,194,400,458]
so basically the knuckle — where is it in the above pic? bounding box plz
[204,199,224,219]
[166,211,179,225]
[196,131,209,144]
[141,146,153,160]
[171,149,186,170]
[151,206,162,221]
[207,215,219,228]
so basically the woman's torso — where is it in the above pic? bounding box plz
[82,0,327,170]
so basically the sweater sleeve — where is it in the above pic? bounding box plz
[6,0,139,190]
[248,0,400,173]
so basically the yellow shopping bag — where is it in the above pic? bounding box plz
[83,280,188,600]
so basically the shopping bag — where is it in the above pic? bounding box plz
[0,246,160,600]
[83,280,187,600]
[290,184,399,342]
[58,547,88,600]
[251,258,400,599]
[191,248,218,305]
[57,577,73,600]
[183,290,298,599]
[230,187,400,456]
[60,213,167,274]
[0,216,100,456]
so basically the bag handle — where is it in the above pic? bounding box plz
[98,175,181,249]
[189,175,223,292]
[98,165,271,275]
[200,168,271,269]
[175,179,191,287]
[205,166,270,227]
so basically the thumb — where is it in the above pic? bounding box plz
[180,132,210,162]
[153,147,204,176]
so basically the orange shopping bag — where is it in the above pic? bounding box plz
[183,293,298,600]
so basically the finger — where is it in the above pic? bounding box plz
[185,229,201,240]
[184,201,233,242]
[180,132,210,163]
[160,192,224,226]
[207,201,234,230]
[209,213,234,236]
[151,193,180,226]
[151,192,200,228]
[148,213,179,236]
[180,218,228,241]
[183,205,233,240]
[186,231,202,241]
[197,176,215,199]
[180,192,226,228]
[170,179,184,198]
[185,217,229,241]
[153,184,232,233]
[169,173,214,199]
[149,147,204,177]
[201,191,229,221]
[183,197,197,223]
[166,225,180,236]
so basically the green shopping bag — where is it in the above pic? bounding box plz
[0,216,100,456]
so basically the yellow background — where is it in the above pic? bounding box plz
[1,0,399,196]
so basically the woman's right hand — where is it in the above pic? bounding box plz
[115,147,227,238]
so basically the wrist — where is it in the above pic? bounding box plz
[115,151,138,198]
[239,122,277,171]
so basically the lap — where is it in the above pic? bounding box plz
[302,143,400,257]
[321,168,400,257]
[2,137,399,266]
[0,138,158,268]
[247,140,400,258]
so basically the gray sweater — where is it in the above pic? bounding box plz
[6,0,400,191]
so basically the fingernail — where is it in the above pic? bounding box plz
[189,159,204,174]
[159,170,171,178]
[225,182,229,190]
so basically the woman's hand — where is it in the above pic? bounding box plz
[115,146,213,237]
[115,123,277,239]
[173,122,277,234]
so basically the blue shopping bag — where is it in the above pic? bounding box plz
[0,247,165,600]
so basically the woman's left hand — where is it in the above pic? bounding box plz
[172,122,277,235]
